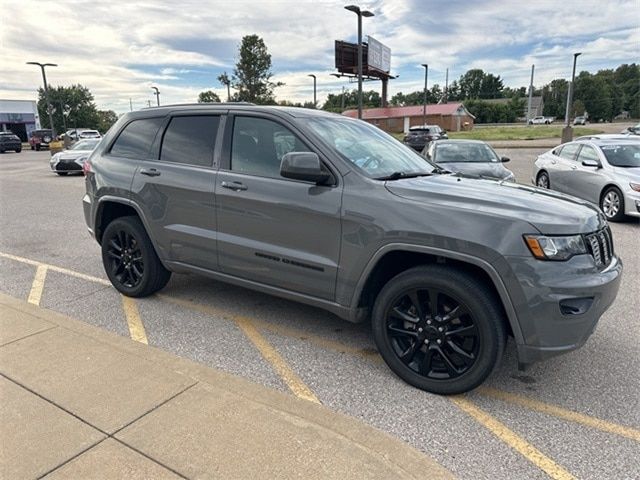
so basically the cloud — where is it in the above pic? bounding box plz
[1,0,637,112]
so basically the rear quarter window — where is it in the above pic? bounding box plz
[110,117,164,158]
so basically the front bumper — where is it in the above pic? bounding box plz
[623,189,640,218]
[0,142,21,150]
[495,254,623,364]
[50,158,83,173]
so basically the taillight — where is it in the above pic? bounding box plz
[82,160,92,176]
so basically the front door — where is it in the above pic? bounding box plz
[216,114,342,301]
[568,144,605,203]
[550,143,581,194]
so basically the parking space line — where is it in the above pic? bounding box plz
[234,315,321,404]
[451,396,577,480]
[121,296,148,344]
[478,387,640,443]
[27,265,48,306]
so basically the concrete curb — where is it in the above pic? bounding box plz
[0,293,453,479]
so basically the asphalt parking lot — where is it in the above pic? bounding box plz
[1,148,638,480]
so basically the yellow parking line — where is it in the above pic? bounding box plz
[27,265,48,306]
[451,396,577,480]
[478,387,640,443]
[121,296,148,344]
[234,315,321,404]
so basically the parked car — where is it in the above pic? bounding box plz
[422,139,515,182]
[0,132,22,153]
[402,125,448,151]
[621,123,640,135]
[78,129,101,139]
[84,105,621,395]
[573,116,587,125]
[528,116,554,125]
[576,134,634,141]
[29,129,53,150]
[50,138,100,176]
[533,138,640,221]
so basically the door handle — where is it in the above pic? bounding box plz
[221,181,248,191]
[140,168,161,177]
[571,165,577,170]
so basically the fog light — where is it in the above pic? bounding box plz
[635,200,640,213]
[559,297,594,316]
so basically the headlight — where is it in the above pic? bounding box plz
[630,182,640,192]
[75,156,88,165]
[524,234,586,261]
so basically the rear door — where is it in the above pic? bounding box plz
[550,143,580,194]
[130,113,223,271]
[215,113,342,301]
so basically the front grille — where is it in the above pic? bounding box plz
[584,227,614,268]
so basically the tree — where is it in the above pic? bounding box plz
[96,110,118,133]
[197,90,221,103]
[321,89,380,112]
[218,72,231,101]
[457,69,504,99]
[37,84,99,133]
[232,35,283,104]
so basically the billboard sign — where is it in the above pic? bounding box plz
[367,36,391,73]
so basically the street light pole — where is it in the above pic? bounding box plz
[345,5,374,120]
[151,86,160,106]
[308,74,317,108]
[421,64,428,125]
[565,52,582,127]
[26,61,57,137]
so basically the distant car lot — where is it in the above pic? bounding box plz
[0,149,637,480]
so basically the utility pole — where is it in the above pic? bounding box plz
[345,5,374,119]
[562,52,582,143]
[526,64,535,124]
[421,64,428,125]
[308,74,317,108]
[26,61,58,137]
[58,101,67,132]
[341,86,346,111]
[129,98,133,112]
[151,86,160,106]
[444,68,449,104]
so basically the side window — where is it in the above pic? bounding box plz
[577,145,599,163]
[110,118,163,158]
[160,115,219,167]
[559,143,580,160]
[231,116,308,178]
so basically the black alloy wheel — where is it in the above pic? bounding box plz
[536,171,550,189]
[372,265,506,395]
[101,216,171,297]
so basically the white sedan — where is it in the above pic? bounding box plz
[50,139,101,176]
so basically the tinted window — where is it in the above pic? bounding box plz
[231,116,307,178]
[111,118,163,158]
[160,115,219,167]
[559,143,580,160]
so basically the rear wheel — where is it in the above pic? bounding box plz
[35,144,40,151]
[600,187,625,222]
[372,265,506,395]
[101,216,171,297]
[16,148,21,153]
[536,171,550,189]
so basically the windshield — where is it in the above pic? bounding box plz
[304,117,437,177]
[71,139,100,150]
[600,144,640,167]
[435,142,500,163]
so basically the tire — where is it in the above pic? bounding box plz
[101,216,171,297]
[600,186,625,222]
[545,120,550,124]
[56,172,68,176]
[30,145,35,150]
[372,265,506,395]
[16,148,21,153]
[536,171,550,189]
[35,144,40,151]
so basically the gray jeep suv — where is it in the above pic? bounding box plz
[83,104,622,395]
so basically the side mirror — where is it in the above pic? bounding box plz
[581,159,601,168]
[280,152,331,184]
[500,156,510,163]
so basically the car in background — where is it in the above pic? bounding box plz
[29,129,53,150]
[621,123,640,135]
[528,116,555,125]
[402,125,448,151]
[0,132,22,153]
[78,129,101,139]
[422,139,515,182]
[49,138,101,176]
[573,116,587,125]
[576,134,634,141]
[533,138,640,221]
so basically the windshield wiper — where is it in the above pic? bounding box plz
[375,171,433,181]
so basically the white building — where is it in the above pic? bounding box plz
[0,99,42,142]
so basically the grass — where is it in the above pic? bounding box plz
[447,125,603,141]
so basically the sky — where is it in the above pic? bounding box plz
[1,0,638,114]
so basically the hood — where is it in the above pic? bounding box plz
[437,162,512,180]
[385,174,604,234]
[58,149,92,160]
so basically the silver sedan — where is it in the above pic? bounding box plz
[532,138,640,221]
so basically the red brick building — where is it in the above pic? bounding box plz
[342,103,475,133]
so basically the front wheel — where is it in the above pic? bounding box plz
[600,187,625,222]
[536,171,550,189]
[101,216,171,297]
[372,265,506,395]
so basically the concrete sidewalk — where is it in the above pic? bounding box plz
[0,293,452,480]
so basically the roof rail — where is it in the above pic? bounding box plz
[143,102,256,109]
